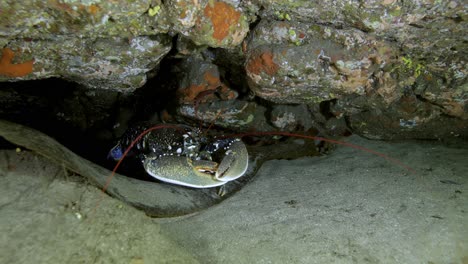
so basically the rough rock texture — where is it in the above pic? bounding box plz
[0,0,251,89]
[0,0,467,140]
[245,1,466,140]
[245,20,385,105]
[176,56,238,105]
[270,104,314,132]
[178,99,273,131]
[0,36,171,90]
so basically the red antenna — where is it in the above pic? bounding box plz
[89,123,187,218]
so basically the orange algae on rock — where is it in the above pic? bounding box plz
[0,48,34,77]
[178,71,237,104]
[204,1,241,42]
[203,71,221,86]
[178,70,222,103]
[180,84,207,103]
[87,4,100,15]
[246,50,279,76]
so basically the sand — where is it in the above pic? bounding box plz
[1,136,467,263]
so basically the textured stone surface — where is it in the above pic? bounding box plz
[187,1,250,47]
[245,20,394,105]
[176,56,238,105]
[0,36,172,90]
[0,0,251,89]
[241,1,467,140]
[177,100,273,131]
[0,0,466,140]
[270,104,314,132]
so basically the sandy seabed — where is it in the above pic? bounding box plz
[0,136,467,264]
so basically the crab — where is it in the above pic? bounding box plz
[108,124,249,188]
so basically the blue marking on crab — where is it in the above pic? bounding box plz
[108,144,123,161]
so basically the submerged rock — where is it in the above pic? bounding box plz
[0,0,251,89]
[0,0,466,140]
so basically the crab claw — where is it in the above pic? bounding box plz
[214,140,249,182]
[143,155,227,188]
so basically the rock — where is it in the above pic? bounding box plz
[177,100,274,131]
[243,2,467,139]
[245,20,403,105]
[185,1,250,48]
[270,104,314,132]
[176,56,238,105]
[0,1,168,40]
[0,36,172,90]
[165,0,202,32]
[0,0,251,89]
[0,0,466,141]
[336,94,468,140]
[0,0,171,89]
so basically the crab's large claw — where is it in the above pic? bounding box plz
[143,155,227,188]
[214,140,249,182]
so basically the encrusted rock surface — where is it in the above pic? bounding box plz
[0,0,251,89]
[243,0,467,140]
[245,20,389,105]
[176,56,238,105]
[0,0,466,140]
[0,36,171,90]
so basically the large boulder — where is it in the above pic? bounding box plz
[0,0,251,90]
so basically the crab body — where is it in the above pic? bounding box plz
[109,124,249,188]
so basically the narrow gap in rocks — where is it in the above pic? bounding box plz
[0,56,186,180]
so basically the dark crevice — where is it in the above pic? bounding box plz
[414,94,445,110]
[408,23,424,28]
[0,73,177,178]
[319,99,338,120]
[248,12,262,31]
[449,14,463,23]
